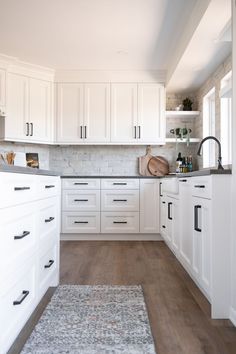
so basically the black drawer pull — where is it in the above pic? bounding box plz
[162,201,166,204]
[45,217,55,223]
[45,185,55,189]
[194,205,201,232]
[194,185,205,188]
[74,199,89,202]
[113,183,127,185]
[14,187,30,191]
[74,182,88,185]
[159,182,163,197]
[113,221,127,224]
[74,221,88,224]
[44,259,54,268]
[14,231,30,240]
[168,202,173,220]
[162,225,166,229]
[113,199,127,202]
[13,290,29,305]
[180,179,187,182]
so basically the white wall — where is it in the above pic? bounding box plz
[230,0,236,326]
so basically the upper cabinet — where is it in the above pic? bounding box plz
[1,72,53,144]
[56,83,110,144]
[0,68,6,115]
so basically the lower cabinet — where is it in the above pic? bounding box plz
[140,179,160,233]
[166,196,179,254]
[62,211,101,233]
[101,212,139,233]
[0,173,60,354]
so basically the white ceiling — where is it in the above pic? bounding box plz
[0,0,197,71]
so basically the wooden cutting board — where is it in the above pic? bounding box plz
[139,146,153,176]
[147,156,169,176]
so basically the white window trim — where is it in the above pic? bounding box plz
[203,87,216,168]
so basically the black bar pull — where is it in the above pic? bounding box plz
[194,205,201,232]
[113,221,127,224]
[159,182,163,197]
[44,259,54,268]
[168,202,173,220]
[74,182,88,185]
[30,123,33,136]
[194,185,205,188]
[74,199,89,202]
[80,126,83,139]
[14,187,30,191]
[138,126,141,139]
[13,290,29,305]
[45,217,55,223]
[113,199,127,202]
[134,126,137,139]
[26,122,29,136]
[179,179,187,182]
[74,221,89,224]
[113,182,127,185]
[14,231,30,240]
[84,126,87,139]
[45,185,55,189]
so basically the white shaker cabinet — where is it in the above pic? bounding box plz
[57,83,84,143]
[137,84,165,144]
[111,83,137,143]
[140,179,160,233]
[0,68,6,114]
[166,196,179,254]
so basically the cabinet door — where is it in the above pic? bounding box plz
[29,78,52,142]
[166,196,179,252]
[160,196,167,239]
[179,179,193,270]
[111,83,137,143]
[192,197,211,297]
[5,73,29,141]
[137,84,165,144]
[84,83,110,143]
[0,68,6,108]
[56,84,83,143]
[140,179,159,233]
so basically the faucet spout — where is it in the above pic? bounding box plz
[197,136,224,170]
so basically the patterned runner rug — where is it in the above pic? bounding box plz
[21,285,156,354]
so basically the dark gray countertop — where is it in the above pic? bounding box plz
[0,165,60,176]
[61,175,161,179]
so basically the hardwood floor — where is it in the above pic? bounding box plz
[9,241,236,354]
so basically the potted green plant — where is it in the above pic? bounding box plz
[182,97,193,111]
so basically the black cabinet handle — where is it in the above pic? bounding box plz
[74,182,88,185]
[138,126,141,139]
[13,290,29,305]
[162,225,166,229]
[45,217,55,223]
[84,126,87,139]
[14,231,30,240]
[44,259,54,268]
[26,122,29,136]
[80,126,83,139]
[194,185,205,188]
[134,126,137,139]
[74,221,88,224]
[162,201,166,204]
[14,187,30,191]
[194,205,201,232]
[113,199,127,202]
[45,185,55,189]
[113,221,127,224]
[180,179,187,182]
[159,182,163,197]
[30,123,33,136]
[168,202,173,220]
[74,199,88,202]
[113,182,127,185]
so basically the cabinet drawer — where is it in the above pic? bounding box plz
[0,204,37,277]
[101,179,139,190]
[62,178,100,190]
[38,176,60,198]
[0,172,36,208]
[38,197,58,241]
[38,243,58,298]
[101,190,139,211]
[62,212,100,233]
[62,190,100,211]
[101,212,139,233]
[191,177,212,199]
[0,259,37,354]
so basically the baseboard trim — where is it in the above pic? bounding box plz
[60,233,163,241]
[230,307,236,326]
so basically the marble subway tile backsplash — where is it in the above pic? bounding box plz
[49,144,199,176]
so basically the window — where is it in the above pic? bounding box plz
[203,87,216,168]
[220,71,232,165]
